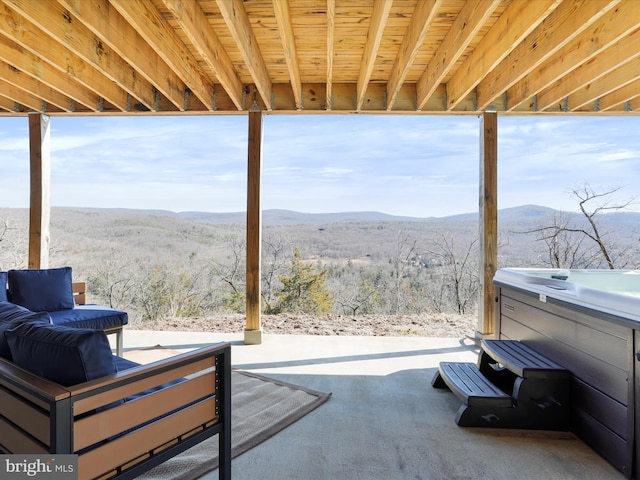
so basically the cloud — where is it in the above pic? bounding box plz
[1,115,639,217]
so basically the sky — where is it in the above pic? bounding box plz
[0,114,639,218]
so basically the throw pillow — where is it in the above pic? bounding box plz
[0,302,52,360]
[6,322,116,386]
[8,267,75,312]
[0,301,51,324]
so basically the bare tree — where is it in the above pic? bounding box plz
[0,216,27,269]
[425,232,478,314]
[261,231,293,312]
[528,210,602,268]
[210,237,246,312]
[527,184,635,269]
[388,229,418,314]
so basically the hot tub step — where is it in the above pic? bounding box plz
[433,362,512,408]
[433,341,571,430]
[481,340,569,379]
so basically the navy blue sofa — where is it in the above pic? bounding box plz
[0,315,231,479]
[1,267,128,355]
[0,283,231,479]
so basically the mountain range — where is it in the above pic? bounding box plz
[55,204,634,226]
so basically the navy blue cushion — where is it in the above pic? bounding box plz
[0,301,51,324]
[6,323,116,386]
[48,305,128,330]
[8,267,75,312]
[0,272,7,302]
[0,302,52,360]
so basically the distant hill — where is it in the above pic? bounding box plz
[55,204,597,226]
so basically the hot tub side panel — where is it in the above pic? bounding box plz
[495,285,633,477]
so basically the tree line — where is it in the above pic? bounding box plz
[1,185,637,324]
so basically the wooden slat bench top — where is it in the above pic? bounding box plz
[438,362,512,408]
[482,340,569,379]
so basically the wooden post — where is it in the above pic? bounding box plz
[28,113,51,269]
[478,111,498,338]
[245,105,263,345]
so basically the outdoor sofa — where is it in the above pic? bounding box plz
[0,268,232,479]
[2,267,128,355]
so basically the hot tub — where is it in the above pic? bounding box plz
[493,268,640,477]
[494,268,640,325]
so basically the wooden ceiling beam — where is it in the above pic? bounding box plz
[0,94,20,112]
[598,77,640,111]
[0,34,99,110]
[539,33,640,111]
[569,56,640,110]
[325,0,334,110]
[416,0,498,111]
[110,0,215,110]
[0,60,72,111]
[7,0,157,111]
[507,0,640,108]
[161,0,243,111]
[446,0,561,111]
[629,95,640,112]
[386,0,442,110]
[356,0,391,111]
[216,0,272,110]
[273,0,302,110]
[0,77,45,111]
[0,1,129,110]
[476,0,620,111]
[59,0,185,111]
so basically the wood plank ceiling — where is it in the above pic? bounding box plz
[0,0,638,116]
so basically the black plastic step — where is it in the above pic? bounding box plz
[481,340,569,379]
[437,362,512,408]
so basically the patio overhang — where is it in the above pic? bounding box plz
[3,0,640,343]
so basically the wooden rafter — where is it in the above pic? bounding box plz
[0,1,128,110]
[0,1,635,115]
[0,76,43,111]
[7,0,157,111]
[273,0,302,110]
[446,0,562,111]
[110,0,215,110]
[507,0,640,109]
[161,0,243,111]
[599,77,640,111]
[570,57,640,111]
[386,0,442,110]
[629,95,640,111]
[60,0,186,111]
[0,27,99,110]
[477,0,620,111]
[0,95,18,112]
[355,0,391,111]
[537,22,640,110]
[216,0,272,110]
[0,60,71,111]
[417,0,498,111]
[325,0,334,110]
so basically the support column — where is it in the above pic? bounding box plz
[28,113,51,269]
[478,112,498,338]
[245,106,263,345]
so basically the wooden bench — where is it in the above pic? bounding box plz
[0,342,232,480]
[432,339,570,430]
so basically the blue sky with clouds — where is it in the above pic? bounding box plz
[0,114,638,218]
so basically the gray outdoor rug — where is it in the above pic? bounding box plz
[138,369,332,480]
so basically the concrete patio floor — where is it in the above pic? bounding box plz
[121,330,625,480]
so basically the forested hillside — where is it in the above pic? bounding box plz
[1,205,638,325]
